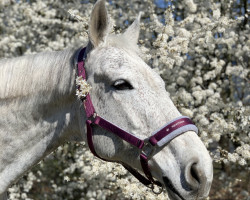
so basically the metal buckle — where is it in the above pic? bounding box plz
[141,141,155,158]
[88,112,98,122]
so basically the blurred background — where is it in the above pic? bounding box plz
[0,0,249,199]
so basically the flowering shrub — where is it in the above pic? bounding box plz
[0,0,249,199]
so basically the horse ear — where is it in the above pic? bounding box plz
[123,12,141,45]
[89,0,109,47]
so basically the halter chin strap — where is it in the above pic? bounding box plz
[77,47,198,193]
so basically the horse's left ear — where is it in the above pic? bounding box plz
[89,0,110,47]
[123,12,141,45]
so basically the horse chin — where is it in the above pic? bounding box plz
[166,190,184,200]
[162,175,212,200]
[163,176,186,200]
[164,186,200,200]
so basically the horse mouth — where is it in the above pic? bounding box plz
[163,176,185,200]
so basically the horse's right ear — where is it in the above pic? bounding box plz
[89,0,109,47]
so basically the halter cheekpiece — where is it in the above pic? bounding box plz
[76,47,198,194]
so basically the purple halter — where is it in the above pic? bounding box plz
[77,48,198,193]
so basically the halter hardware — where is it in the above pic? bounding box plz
[141,141,155,159]
[152,184,164,195]
[77,47,198,194]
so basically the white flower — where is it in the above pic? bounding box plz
[238,158,247,166]
[76,76,92,99]
[184,0,197,13]
[213,9,221,20]
[227,153,237,162]
[64,176,70,182]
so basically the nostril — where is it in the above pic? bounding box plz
[184,162,201,191]
[184,161,212,198]
[190,163,200,184]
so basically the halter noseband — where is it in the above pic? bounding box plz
[77,47,198,193]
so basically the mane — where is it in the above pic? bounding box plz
[0,33,141,101]
[0,48,76,101]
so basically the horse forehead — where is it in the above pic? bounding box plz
[93,47,158,80]
[94,47,141,70]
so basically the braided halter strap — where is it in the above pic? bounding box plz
[77,48,198,193]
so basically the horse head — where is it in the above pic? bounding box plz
[77,0,213,199]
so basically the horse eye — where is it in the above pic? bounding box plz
[112,79,133,90]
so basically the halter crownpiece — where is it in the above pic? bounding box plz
[76,47,199,193]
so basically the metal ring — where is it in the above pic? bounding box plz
[152,184,163,195]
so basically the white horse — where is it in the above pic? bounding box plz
[0,0,213,199]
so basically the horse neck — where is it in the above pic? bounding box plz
[0,48,82,193]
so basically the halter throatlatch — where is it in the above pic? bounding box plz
[77,48,198,193]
